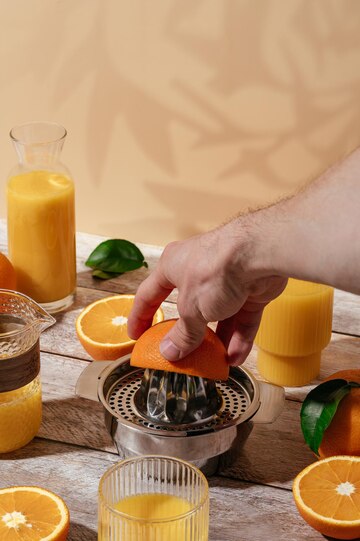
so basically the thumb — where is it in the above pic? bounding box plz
[160,318,208,361]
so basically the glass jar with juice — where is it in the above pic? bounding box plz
[7,121,76,313]
[0,290,55,453]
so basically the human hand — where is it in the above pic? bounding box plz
[127,221,287,365]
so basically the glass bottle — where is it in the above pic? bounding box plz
[7,121,76,313]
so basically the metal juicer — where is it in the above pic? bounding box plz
[76,355,284,475]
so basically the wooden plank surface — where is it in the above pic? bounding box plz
[1,219,360,540]
[1,439,324,541]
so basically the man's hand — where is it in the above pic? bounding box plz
[128,223,287,364]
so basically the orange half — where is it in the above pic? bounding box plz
[0,486,70,541]
[293,456,360,540]
[130,319,229,380]
[76,294,164,360]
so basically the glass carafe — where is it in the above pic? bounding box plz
[0,289,55,453]
[7,121,76,313]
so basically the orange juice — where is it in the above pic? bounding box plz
[0,376,42,453]
[7,170,76,307]
[106,494,207,541]
[98,456,209,541]
[255,279,333,386]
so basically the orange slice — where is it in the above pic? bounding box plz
[76,294,164,360]
[0,486,70,540]
[130,318,229,380]
[293,456,360,540]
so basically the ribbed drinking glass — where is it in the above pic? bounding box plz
[98,455,209,541]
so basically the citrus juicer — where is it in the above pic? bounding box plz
[135,369,222,424]
[76,356,285,475]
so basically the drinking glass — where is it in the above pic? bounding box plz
[255,278,333,386]
[98,455,209,541]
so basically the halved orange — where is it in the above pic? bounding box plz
[76,294,164,360]
[293,456,360,540]
[130,318,229,380]
[0,486,70,540]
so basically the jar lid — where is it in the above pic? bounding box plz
[0,340,40,393]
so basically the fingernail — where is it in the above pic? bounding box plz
[160,337,181,361]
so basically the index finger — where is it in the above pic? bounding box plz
[127,270,174,339]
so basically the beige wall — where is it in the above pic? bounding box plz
[1,0,360,245]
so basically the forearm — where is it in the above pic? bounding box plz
[239,148,360,293]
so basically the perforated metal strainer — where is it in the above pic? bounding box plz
[76,356,284,475]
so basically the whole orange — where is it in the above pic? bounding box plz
[130,318,229,380]
[0,252,16,289]
[318,369,360,458]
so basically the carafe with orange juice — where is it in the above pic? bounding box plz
[7,121,76,313]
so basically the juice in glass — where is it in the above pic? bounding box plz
[255,278,334,386]
[0,376,42,453]
[114,493,197,541]
[7,170,76,306]
[98,456,209,541]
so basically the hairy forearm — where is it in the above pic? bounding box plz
[226,148,360,294]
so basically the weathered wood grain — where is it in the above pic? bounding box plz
[208,477,325,541]
[333,288,360,336]
[39,352,116,452]
[218,399,315,489]
[0,438,325,541]
[1,220,360,541]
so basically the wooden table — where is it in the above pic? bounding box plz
[1,221,360,541]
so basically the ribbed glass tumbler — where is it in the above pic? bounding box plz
[98,455,209,541]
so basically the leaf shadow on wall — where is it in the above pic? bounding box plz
[98,182,255,243]
[50,0,360,240]
[164,0,360,183]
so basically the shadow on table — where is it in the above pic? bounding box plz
[0,437,111,464]
[70,522,97,541]
[0,436,98,461]
[40,396,116,451]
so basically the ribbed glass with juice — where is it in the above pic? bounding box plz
[98,456,209,541]
[255,279,334,386]
[7,121,76,313]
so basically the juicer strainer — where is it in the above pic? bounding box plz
[76,356,284,475]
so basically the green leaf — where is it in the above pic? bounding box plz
[85,239,148,275]
[300,379,351,455]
